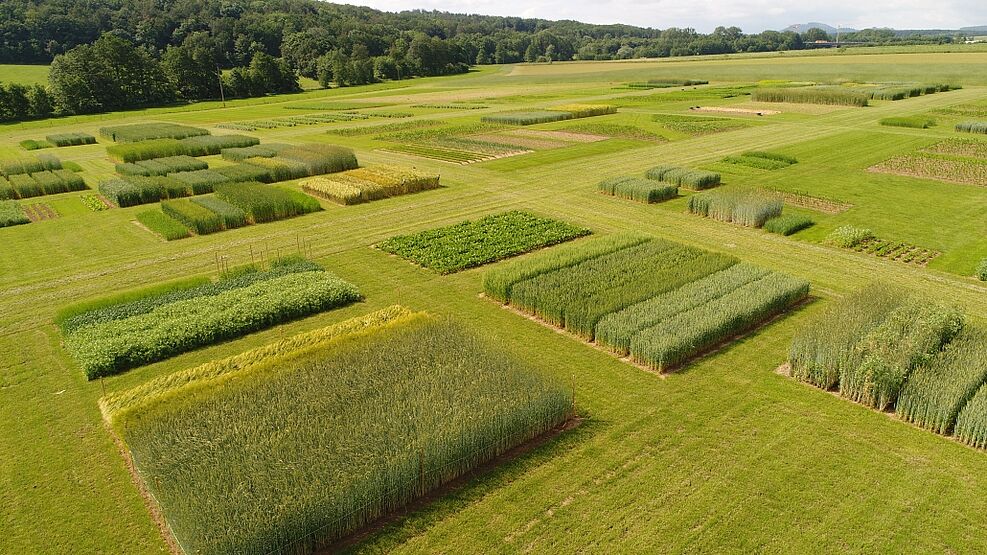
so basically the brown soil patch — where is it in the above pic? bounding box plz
[23,202,58,222]
[690,106,781,116]
[510,129,609,143]
[471,133,567,150]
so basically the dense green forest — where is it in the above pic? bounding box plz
[0,0,960,122]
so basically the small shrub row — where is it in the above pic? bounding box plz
[597,176,677,203]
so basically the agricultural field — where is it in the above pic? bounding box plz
[3,46,987,555]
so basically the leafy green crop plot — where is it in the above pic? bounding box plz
[378,211,590,273]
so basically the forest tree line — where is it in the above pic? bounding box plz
[0,0,960,122]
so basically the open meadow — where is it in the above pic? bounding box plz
[2,47,987,554]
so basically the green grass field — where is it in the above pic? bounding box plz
[2,46,987,554]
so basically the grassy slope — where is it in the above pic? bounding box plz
[2,48,987,553]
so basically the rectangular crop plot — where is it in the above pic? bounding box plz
[378,211,590,273]
[60,259,360,378]
[484,234,809,372]
[103,307,572,554]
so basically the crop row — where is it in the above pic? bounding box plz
[116,155,208,176]
[481,104,616,126]
[106,135,260,163]
[63,267,360,378]
[824,225,940,265]
[302,165,440,205]
[0,154,61,177]
[214,112,370,131]
[485,235,807,371]
[651,114,751,135]
[220,144,291,161]
[114,313,570,554]
[789,284,987,448]
[597,176,677,203]
[384,143,492,164]
[99,123,210,143]
[750,87,869,107]
[624,78,709,89]
[879,116,936,129]
[956,121,987,134]
[722,151,798,170]
[0,169,87,200]
[922,138,987,159]
[378,211,590,274]
[688,188,783,227]
[647,165,721,190]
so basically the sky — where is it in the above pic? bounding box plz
[342,0,986,33]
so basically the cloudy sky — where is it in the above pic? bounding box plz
[343,0,985,33]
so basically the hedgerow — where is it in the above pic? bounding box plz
[114,315,570,554]
[46,132,97,147]
[162,199,224,235]
[896,327,987,434]
[99,123,209,142]
[64,269,361,378]
[378,211,590,274]
[136,209,191,241]
[839,299,963,410]
[763,214,813,236]
[0,200,29,227]
[214,182,322,223]
[597,176,677,203]
[688,189,783,227]
[646,165,720,190]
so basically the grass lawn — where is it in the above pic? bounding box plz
[2,47,987,554]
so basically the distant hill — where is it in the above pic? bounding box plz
[783,23,856,34]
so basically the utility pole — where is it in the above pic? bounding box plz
[217,65,226,107]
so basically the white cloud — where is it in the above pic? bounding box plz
[342,0,986,33]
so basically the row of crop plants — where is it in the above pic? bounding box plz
[100,143,359,207]
[789,284,987,449]
[301,165,439,205]
[481,104,617,126]
[377,210,590,274]
[215,111,375,131]
[136,182,321,240]
[750,83,956,107]
[95,305,572,554]
[869,138,987,187]
[20,132,97,151]
[0,154,88,200]
[483,234,809,372]
[57,257,360,379]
